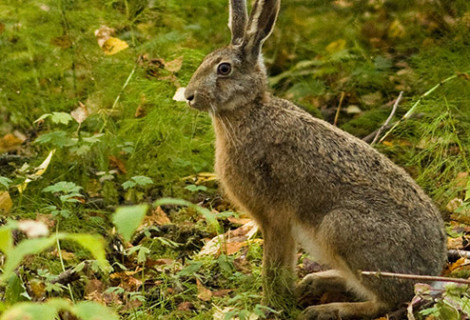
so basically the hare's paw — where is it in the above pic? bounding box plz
[296,270,347,305]
[295,274,327,304]
[298,305,338,320]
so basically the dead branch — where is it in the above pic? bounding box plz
[361,270,470,285]
[370,91,403,145]
[51,268,80,285]
[448,249,470,260]
[333,91,345,126]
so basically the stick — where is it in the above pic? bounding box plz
[361,271,470,285]
[371,91,403,145]
[333,92,345,126]
[448,249,470,260]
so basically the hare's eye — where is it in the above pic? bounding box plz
[217,63,232,76]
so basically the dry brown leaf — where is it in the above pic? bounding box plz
[151,206,171,225]
[109,155,126,174]
[135,106,146,118]
[177,301,195,311]
[71,102,89,124]
[199,220,258,256]
[227,217,252,225]
[196,279,212,302]
[94,25,114,48]
[447,237,463,250]
[212,289,232,297]
[0,133,24,153]
[110,271,142,291]
[0,191,13,214]
[165,56,183,73]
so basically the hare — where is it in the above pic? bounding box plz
[184,0,447,319]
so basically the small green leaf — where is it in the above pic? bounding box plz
[465,179,470,201]
[0,177,12,190]
[35,131,76,148]
[122,180,136,190]
[62,234,110,272]
[51,112,73,125]
[43,181,82,194]
[112,204,149,242]
[72,301,119,320]
[131,175,153,187]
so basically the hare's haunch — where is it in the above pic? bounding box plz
[185,0,447,319]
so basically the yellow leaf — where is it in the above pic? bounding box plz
[0,191,13,214]
[326,39,346,54]
[18,150,55,194]
[389,20,406,39]
[102,37,129,55]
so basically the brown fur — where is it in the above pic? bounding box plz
[184,0,447,319]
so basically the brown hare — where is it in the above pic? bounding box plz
[184,0,447,319]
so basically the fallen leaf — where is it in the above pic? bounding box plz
[134,106,146,118]
[199,220,258,256]
[143,206,171,227]
[71,102,89,124]
[165,56,183,73]
[0,133,24,153]
[102,37,129,55]
[94,25,115,48]
[18,220,49,238]
[173,87,187,102]
[196,279,212,302]
[345,105,362,114]
[389,20,406,39]
[109,155,127,174]
[227,217,252,225]
[212,289,232,297]
[181,172,218,185]
[110,271,142,291]
[326,39,346,54]
[177,301,195,311]
[0,191,13,214]
[94,25,129,55]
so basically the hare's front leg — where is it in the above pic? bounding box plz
[261,220,297,310]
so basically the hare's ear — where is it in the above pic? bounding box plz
[229,0,248,46]
[242,0,280,62]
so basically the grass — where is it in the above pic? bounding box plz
[1,0,470,319]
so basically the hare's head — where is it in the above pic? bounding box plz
[185,0,280,113]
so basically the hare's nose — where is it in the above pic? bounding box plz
[185,89,195,101]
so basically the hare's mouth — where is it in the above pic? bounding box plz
[187,100,210,112]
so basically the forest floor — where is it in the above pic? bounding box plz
[1,0,470,319]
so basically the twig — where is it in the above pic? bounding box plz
[448,249,470,260]
[51,268,80,285]
[361,271,470,285]
[378,70,470,143]
[333,92,345,126]
[371,91,403,145]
